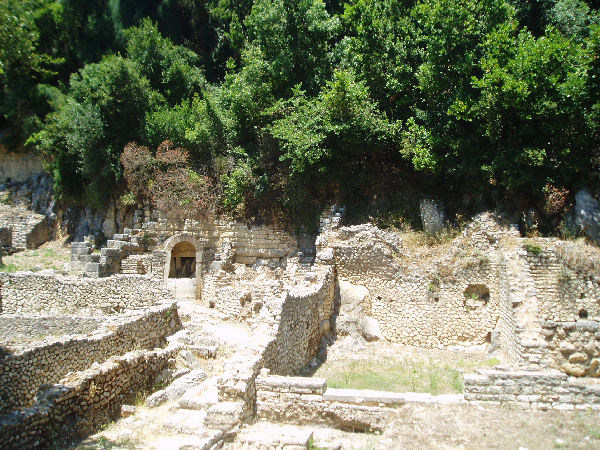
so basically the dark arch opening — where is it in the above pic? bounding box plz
[169,241,196,278]
[578,309,588,320]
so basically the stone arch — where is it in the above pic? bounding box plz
[163,233,205,300]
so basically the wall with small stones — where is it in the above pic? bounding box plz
[201,269,284,318]
[211,266,336,424]
[327,225,501,348]
[121,254,153,274]
[541,320,600,377]
[496,252,523,367]
[522,243,600,323]
[0,314,104,347]
[0,345,178,449]
[0,272,172,314]
[262,267,335,375]
[0,303,181,415]
[464,368,600,410]
[552,242,600,321]
[0,206,49,250]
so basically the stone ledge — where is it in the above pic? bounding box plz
[256,375,327,394]
[323,388,406,405]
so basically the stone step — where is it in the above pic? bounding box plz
[107,240,141,251]
[234,423,314,449]
[204,401,249,429]
[112,233,130,241]
[100,247,121,257]
[322,388,463,405]
[177,382,219,410]
[160,409,208,434]
[149,429,224,450]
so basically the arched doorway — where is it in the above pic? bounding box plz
[169,241,197,278]
[163,233,205,300]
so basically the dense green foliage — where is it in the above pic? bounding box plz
[2,0,600,230]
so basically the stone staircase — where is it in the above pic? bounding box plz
[71,229,146,277]
[503,246,548,369]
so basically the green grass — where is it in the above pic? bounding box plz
[315,357,500,395]
[43,248,56,258]
[0,263,19,273]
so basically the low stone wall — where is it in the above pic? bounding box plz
[0,303,180,415]
[0,345,178,449]
[211,267,336,425]
[0,272,172,314]
[0,314,105,346]
[464,368,600,409]
[541,320,600,377]
[256,373,399,432]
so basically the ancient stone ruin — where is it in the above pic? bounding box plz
[1,203,599,448]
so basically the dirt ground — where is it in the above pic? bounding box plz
[307,403,600,450]
[306,339,600,449]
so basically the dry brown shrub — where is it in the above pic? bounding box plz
[120,142,155,198]
[543,184,572,216]
[121,140,216,218]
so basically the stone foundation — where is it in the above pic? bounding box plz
[256,373,400,432]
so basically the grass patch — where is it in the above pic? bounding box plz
[43,248,56,258]
[525,242,543,255]
[0,242,71,272]
[314,357,500,395]
[0,263,19,272]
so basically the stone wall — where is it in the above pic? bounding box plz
[262,267,335,375]
[496,252,523,367]
[0,206,49,250]
[0,272,172,314]
[327,225,501,348]
[210,266,336,425]
[255,372,398,432]
[142,214,298,266]
[464,368,600,410]
[0,345,178,448]
[541,320,600,377]
[0,314,104,346]
[0,303,180,415]
[121,254,153,274]
[0,147,43,184]
[201,269,284,318]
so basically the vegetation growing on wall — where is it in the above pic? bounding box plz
[1,0,599,230]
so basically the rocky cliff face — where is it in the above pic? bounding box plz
[1,174,136,244]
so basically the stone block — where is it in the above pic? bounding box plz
[323,388,406,405]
